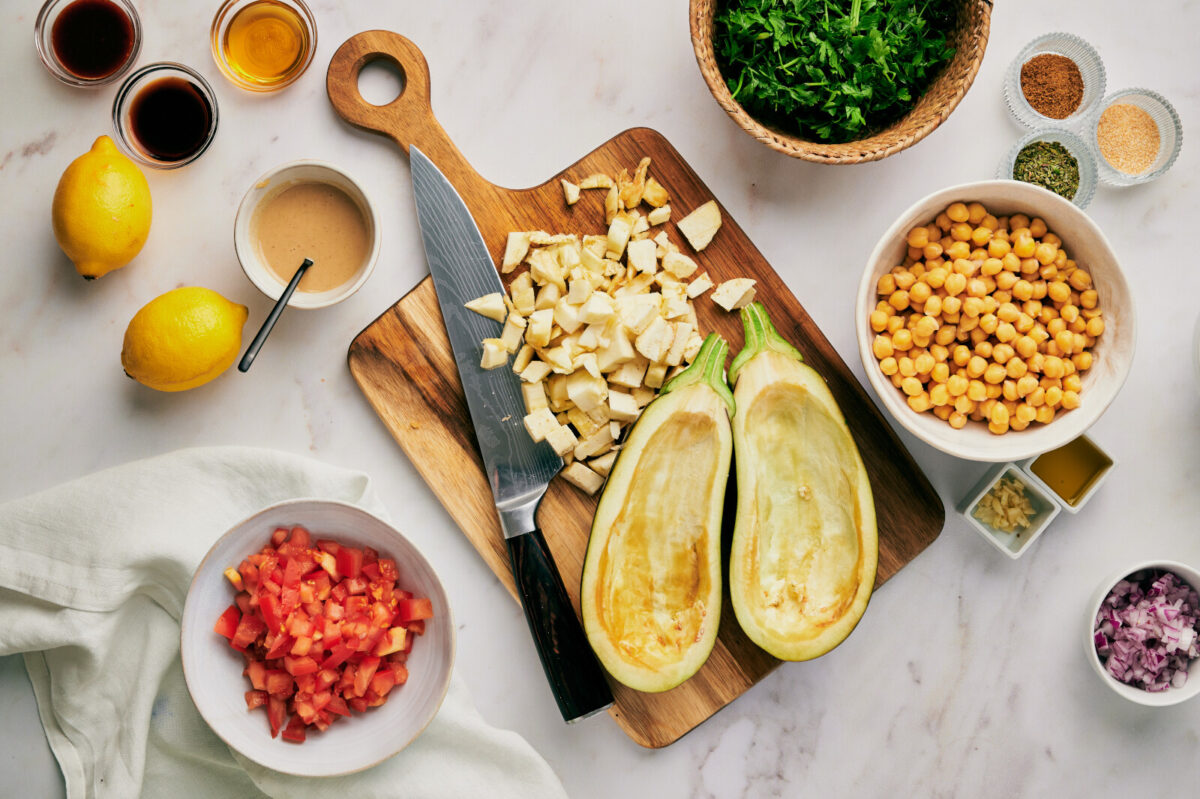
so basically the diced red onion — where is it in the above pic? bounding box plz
[1094,569,1200,692]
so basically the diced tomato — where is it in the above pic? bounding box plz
[326,695,351,717]
[354,656,381,698]
[289,526,310,548]
[245,690,268,710]
[258,593,283,632]
[397,598,434,623]
[230,614,266,651]
[287,612,315,638]
[363,547,378,564]
[315,668,338,691]
[214,605,241,640]
[284,655,319,676]
[234,592,252,614]
[348,697,369,713]
[370,668,397,698]
[246,660,268,691]
[335,547,363,580]
[312,690,333,712]
[293,697,317,724]
[378,558,399,583]
[281,713,307,743]
[294,672,317,695]
[267,697,287,738]
[223,567,244,591]
[270,528,288,548]
[344,595,368,617]
[265,670,294,697]
[344,577,368,596]
[264,632,294,660]
[316,539,340,556]
[321,641,355,670]
[371,601,394,628]
[290,636,313,656]
[391,663,409,685]
[405,620,425,637]
[324,600,345,621]
[361,562,382,583]
[373,626,407,657]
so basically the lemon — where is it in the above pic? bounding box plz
[52,135,152,279]
[121,287,249,392]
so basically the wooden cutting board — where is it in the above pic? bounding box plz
[328,30,945,748]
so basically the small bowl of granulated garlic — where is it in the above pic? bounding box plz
[958,464,1062,559]
[1091,89,1182,187]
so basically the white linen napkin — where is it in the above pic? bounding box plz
[0,447,568,799]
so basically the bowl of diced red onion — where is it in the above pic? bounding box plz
[1088,560,1200,706]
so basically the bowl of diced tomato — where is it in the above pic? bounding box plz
[180,499,454,776]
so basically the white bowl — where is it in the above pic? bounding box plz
[235,160,381,309]
[1086,560,1200,707]
[856,179,1135,462]
[180,499,454,776]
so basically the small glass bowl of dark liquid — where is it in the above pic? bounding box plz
[113,63,219,169]
[36,0,142,87]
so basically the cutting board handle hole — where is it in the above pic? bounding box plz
[356,56,406,107]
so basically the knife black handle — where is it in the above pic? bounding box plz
[506,528,613,723]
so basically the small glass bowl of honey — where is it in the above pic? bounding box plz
[35,0,142,87]
[210,0,316,92]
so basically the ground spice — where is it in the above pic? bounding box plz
[1013,141,1080,200]
[1020,53,1084,119]
[1097,103,1160,175]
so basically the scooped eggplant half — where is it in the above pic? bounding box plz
[580,334,734,692]
[728,303,878,661]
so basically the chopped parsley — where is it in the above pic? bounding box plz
[713,0,957,143]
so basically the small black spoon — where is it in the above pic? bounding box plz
[238,258,312,372]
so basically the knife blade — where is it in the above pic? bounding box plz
[409,146,613,723]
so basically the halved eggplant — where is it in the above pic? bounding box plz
[580,334,734,692]
[728,303,878,661]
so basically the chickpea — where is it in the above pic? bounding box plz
[995,322,1017,343]
[971,227,992,247]
[870,309,889,332]
[1045,386,1064,407]
[1072,351,1093,371]
[892,328,913,351]
[925,266,948,289]
[981,258,1004,277]
[967,380,987,402]
[1012,280,1034,302]
[1002,252,1022,272]
[988,238,1012,258]
[988,418,1009,436]
[878,273,896,295]
[906,227,930,248]
[952,344,971,366]
[1047,317,1066,336]
[1054,330,1075,355]
[1034,242,1058,266]
[935,212,953,232]
[924,295,944,317]
[923,242,944,260]
[1035,405,1056,425]
[946,241,972,261]
[912,333,932,349]
[915,352,935,375]
[1020,258,1041,276]
[953,258,978,277]
[1068,269,1093,290]
[967,278,988,298]
[1017,374,1038,397]
[942,294,963,315]
[955,395,974,415]
[984,363,1007,384]
[908,392,932,413]
[1031,280,1048,301]
[975,341,994,359]
[1080,289,1098,309]
[947,374,969,396]
[1060,304,1079,324]
[933,404,954,421]
[1015,313,1036,334]
[995,271,1018,291]
[1012,233,1036,259]
[894,271,917,291]
[930,384,950,406]
[1010,214,1031,230]
[873,335,894,360]
[1047,281,1071,304]
[1002,380,1019,402]
[992,343,1015,364]
[889,290,911,311]
[914,316,939,338]
[1039,264,1059,281]
[1028,387,1045,407]
[1009,416,1030,432]
[1006,358,1028,379]
[944,273,967,297]
[981,213,999,230]
[1042,356,1065,379]
[931,362,950,384]
[962,297,984,318]
[935,324,957,346]
[1029,217,1048,238]
[1064,373,1082,393]
[901,376,923,397]
[949,411,968,429]
[887,315,905,334]
[1015,335,1037,359]
[958,315,979,334]
[907,247,923,262]
[898,356,916,377]
[947,202,969,223]
[1086,317,1105,337]
[979,313,999,335]
[1016,403,1037,424]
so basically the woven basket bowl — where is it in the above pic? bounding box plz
[690,0,993,164]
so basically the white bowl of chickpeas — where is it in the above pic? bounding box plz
[857,180,1134,462]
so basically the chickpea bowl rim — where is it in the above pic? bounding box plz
[855,179,1136,463]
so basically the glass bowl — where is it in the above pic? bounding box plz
[34,0,142,87]
[1091,89,1183,187]
[999,128,1098,210]
[1003,32,1105,130]
[210,0,317,92]
[112,62,220,169]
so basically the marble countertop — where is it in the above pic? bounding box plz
[3,1,1198,796]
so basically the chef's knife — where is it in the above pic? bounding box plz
[408,146,614,723]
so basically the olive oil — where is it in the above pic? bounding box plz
[1030,436,1112,507]
[220,0,311,89]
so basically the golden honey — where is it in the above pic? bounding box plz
[220,0,311,89]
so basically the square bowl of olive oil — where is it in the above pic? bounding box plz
[1018,434,1115,514]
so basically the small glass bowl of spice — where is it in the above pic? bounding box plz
[1091,89,1182,187]
[1000,128,1097,209]
[1003,32,1105,130]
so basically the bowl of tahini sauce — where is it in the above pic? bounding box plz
[235,160,380,308]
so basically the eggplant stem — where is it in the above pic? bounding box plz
[729,302,804,385]
[660,333,735,417]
